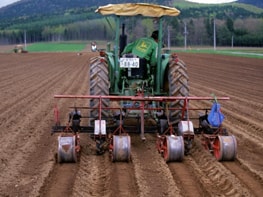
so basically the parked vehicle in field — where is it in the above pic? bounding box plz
[13,44,27,53]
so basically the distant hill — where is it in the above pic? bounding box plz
[238,0,263,8]
[0,0,262,20]
[0,0,262,47]
[0,0,172,20]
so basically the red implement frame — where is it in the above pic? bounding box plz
[54,94,229,135]
[54,95,229,119]
[53,95,230,161]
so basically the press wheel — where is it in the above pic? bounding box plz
[213,135,237,161]
[112,135,131,162]
[57,136,77,163]
[163,135,184,162]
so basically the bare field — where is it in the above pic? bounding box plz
[0,52,262,197]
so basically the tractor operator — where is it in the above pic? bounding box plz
[121,30,159,67]
[68,107,82,133]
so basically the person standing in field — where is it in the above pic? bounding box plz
[68,107,82,133]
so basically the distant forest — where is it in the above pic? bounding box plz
[0,0,262,47]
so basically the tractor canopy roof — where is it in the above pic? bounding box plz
[95,3,180,17]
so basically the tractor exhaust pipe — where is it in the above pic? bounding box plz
[119,23,127,55]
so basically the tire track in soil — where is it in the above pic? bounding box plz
[0,53,91,196]
[189,138,251,196]
[168,160,209,197]
[223,161,263,197]
[71,138,111,197]
[0,54,76,159]
[40,163,79,197]
[107,162,139,197]
[39,53,93,197]
[71,135,139,197]
[130,133,181,197]
[72,138,138,196]
[0,57,74,187]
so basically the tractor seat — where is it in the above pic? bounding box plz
[199,113,218,134]
[123,54,148,79]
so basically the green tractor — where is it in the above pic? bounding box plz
[52,3,237,163]
[89,3,190,161]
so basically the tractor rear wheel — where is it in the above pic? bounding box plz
[89,57,110,126]
[167,58,189,126]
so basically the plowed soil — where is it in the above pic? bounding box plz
[0,51,262,197]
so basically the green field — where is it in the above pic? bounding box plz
[26,42,87,52]
[172,47,263,59]
[7,42,263,59]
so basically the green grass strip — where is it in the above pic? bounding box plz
[173,48,263,59]
[26,42,86,52]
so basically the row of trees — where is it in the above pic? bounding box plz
[0,16,262,47]
[0,16,113,44]
[203,17,263,46]
[0,12,262,47]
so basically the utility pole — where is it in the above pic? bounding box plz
[167,25,171,49]
[183,21,188,50]
[24,30,27,50]
[231,34,234,48]
[213,18,216,51]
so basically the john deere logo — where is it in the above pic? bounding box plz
[136,40,152,53]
